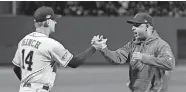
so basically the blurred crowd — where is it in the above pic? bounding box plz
[19,1,186,17]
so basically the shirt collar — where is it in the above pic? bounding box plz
[29,32,48,37]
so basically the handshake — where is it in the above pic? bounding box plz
[91,35,108,50]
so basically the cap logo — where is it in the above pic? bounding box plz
[46,15,51,19]
[144,20,147,22]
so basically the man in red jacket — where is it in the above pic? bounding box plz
[91,13,175,92]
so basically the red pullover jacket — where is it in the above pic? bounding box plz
[100,31,175,92]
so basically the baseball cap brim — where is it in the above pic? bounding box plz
[127,20,144,24]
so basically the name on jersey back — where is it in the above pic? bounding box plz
[21,38,41,49]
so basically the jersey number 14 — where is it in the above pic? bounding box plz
[22,49,33,71]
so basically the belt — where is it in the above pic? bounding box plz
[23,83,49,91]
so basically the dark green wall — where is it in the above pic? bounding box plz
[1,16,184,65]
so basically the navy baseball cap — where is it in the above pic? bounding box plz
[127,13,153,26]
[34,6,61,22]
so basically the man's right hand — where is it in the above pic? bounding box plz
[91,35,108,50]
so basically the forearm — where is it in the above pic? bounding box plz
[142,55,175,70]
[13,66,21,81]
[100,47,127,64]
[68,46,96,68]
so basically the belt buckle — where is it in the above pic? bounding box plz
[42,85,49,91]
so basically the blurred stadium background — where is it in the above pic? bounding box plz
[0,1,186,92]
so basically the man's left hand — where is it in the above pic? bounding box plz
[132,52,143,61]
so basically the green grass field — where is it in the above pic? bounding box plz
[0,65,186,92]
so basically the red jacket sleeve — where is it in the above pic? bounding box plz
[141,42,175,71]
[100,42,131,64]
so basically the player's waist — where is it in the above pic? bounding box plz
[21,65,56,84]
[22,83,50,91]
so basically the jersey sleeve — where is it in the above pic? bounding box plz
[50,41,73,67]
[12,45,21,67]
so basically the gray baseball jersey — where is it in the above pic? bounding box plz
[12,32,73,87]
